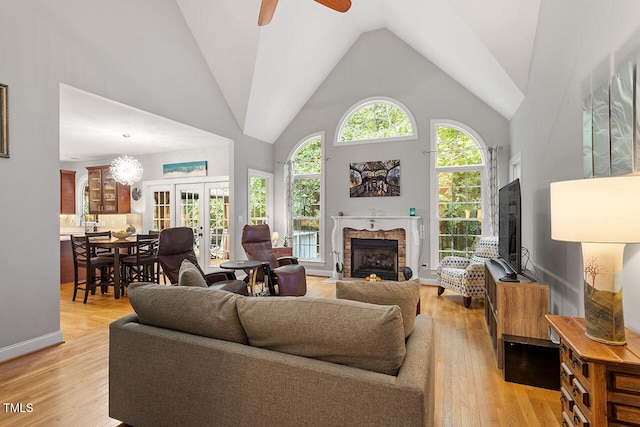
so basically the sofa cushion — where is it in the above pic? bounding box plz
[236,296,406,376]
[128,282,248,344]
[178,259,208,287]
[335,278,421,338]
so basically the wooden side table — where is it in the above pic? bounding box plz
[546,315,640,426]
[273,247,293,258]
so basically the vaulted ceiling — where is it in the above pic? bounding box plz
[177,0,540,143]
[60,0,540,161]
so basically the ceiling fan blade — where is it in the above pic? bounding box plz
[314,0,352,13]
[258,0,279,26]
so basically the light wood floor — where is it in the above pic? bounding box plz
[0,277,561,426]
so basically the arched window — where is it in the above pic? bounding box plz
[336,97,417,145]
[288,134,323,260]
[430,121,487,266]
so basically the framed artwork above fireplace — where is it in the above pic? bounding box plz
[349,160,400,197]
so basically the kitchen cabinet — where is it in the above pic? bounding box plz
[60,169,76,214]
[86,165,130,214]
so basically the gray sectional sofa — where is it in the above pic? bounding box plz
[109,280,434,427]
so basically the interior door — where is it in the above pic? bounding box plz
[175,182,231,274]
[175,183,208,271]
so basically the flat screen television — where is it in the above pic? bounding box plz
[498,178,522,278]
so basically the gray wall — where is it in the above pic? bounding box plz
[0,0,271,361]
[273,29,510,277]
[510,0,640,331]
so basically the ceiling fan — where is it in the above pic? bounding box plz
[258,0,352,26]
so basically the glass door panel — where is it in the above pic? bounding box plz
[102,169,118,213]
[177,185,203,264]
[151,189,172,232]
[88,169,102,213]
[208,184,230,268]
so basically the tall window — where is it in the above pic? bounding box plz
[432,122,486,263]
[336,97,416,145]
[290,135,322,260]
[248,169,273,226]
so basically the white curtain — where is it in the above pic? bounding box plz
[487,146,499,236]
[284,160,294,240]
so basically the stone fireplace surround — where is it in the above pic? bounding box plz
[331,216,422,280]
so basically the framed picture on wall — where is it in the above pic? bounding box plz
[1,83,8,158]
[349,160,400,197]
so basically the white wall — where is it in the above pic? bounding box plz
[510,0,640,331]
[273,29,510,277]
[0,0,271,361]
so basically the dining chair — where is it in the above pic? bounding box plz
[122,234,160,287]
[70,235,116,303]
[85,230,114,258]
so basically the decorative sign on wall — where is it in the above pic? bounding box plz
[583,61,636,178]
[349,160,400,197]
[163,160,208,178]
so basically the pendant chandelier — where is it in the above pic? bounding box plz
[110,134,144,186]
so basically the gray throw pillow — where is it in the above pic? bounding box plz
[128,282,248,344]
[335,278,421,338]
[236,296,406,376]
[178,259,207,287]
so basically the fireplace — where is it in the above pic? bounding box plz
[351,238,398,280]
[332,216,422,280]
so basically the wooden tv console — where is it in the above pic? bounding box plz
[484,260,550,368]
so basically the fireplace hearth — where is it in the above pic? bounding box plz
[351,238,398,280]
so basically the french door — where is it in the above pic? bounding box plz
[145,178,231,274]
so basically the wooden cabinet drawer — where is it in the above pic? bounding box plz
[571,378,590,409]
[611,371,640,394]
[569,352,589,381]
[572,405,589,427]
[610,403,640,425]
[561,386,575,414]
[561,361,575,388]
[562,411,575,427]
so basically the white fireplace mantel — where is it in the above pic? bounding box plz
[331,216,423,279]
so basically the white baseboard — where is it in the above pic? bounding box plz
[0,330,64,363]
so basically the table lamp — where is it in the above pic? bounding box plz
[272,231,279,247]
[550,175,640,345]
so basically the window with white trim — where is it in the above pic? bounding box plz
[431,122,487,264]
[290,135,322,260]
[248,169,273,226]
[336,97,416,145]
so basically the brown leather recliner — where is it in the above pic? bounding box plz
[157,227,248,295]
[241,224,307,296]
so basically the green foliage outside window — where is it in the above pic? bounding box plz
[436,126,484,260]
[249,176,267,224]
[436,126,482,167]
[339,102,413,142]
[292,137,322,260]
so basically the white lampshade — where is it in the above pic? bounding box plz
[550,176,640,244]
[272,231,279,241]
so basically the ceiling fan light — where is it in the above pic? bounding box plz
[110,154,144,186]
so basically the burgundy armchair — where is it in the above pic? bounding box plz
[241,224,307,296]
[157,227,248,295]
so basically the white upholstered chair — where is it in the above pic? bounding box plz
[436,236,499,308]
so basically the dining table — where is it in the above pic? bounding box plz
[89,236,155,299]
